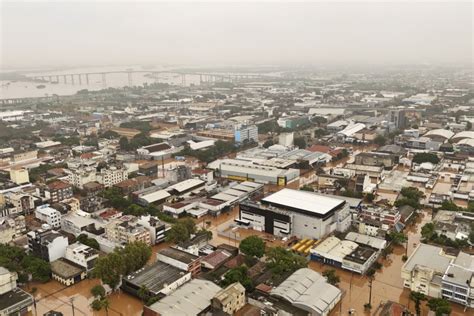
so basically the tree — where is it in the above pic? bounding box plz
[466,121,472,131]
[93,252,124,289]
[239,236,265,258]
[412,152,440,164]
[427,298,451,316]
[21,255,51,282]
[266,247,308,277]
[421,223,436,241]
[93,241,152,289]
[137,285,150,302]
[293,137,306,149]
[322,269,340,286]
[395,187,424,209]
[300,185,314,192]
[365,192,375,202]
[410,291,426,316]
[119,137,130,151]
[77,234,100,250]
[166,218,197,243]
[91,285,106,299]
[314,128,328,138]
[221,266,253,291]
[101,130,120,139]
[387,232,407,245]
[374,135,386,146]
[262,139,274,148]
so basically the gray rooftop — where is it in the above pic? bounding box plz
[403,244,452,275]
[123,261,187,295]
[147,279,221,316]
[271,268,341,316]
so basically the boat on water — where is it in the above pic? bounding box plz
[36,84,46,89]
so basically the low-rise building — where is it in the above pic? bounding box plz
[238,189,354,239]
[0,267,34,316]
[143,279,221,316]
[105,215,152,245]
[65,242,99,272]
[121,261,191,299]
[157,247,201,277]
[212,282,246,315]
[271,268,342,316]
[27,229,69,262]
[35,204,62,228]
[9,167,29,185]
[401,244,453,297]
[50,258,87,286]
[97,166,128,188]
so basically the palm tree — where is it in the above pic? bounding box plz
[410,291,426,316]
[101,298,110,316]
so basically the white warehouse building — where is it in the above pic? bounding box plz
[238,189,357,239]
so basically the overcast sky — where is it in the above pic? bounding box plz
[1,1,472,69]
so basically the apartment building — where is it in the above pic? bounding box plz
[157,247,201,277]
[27,229,69,262]
[35,205,61,228]
[65,242,99,272]
[212,282,246,315]
[105,215,151,245]
[234,125,258,143]
[96,166,128,188]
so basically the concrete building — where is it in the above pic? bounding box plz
[96,166,128,188]
[122,261,191,299]
[137,215,169,244]
[0,217,15,244]
[35,205,61,228]
[441,252,474,308]
[65,242,99,272]
[27,229,69,262]
[212,282,246,315]
[4,193,35,215]
[310,236,378,274]
[271,268,342,316]
[65,167,97,189]
[9,168,29,185]
[157,247,201,277]
[105,215,152,245]
[0,267,34,316]
[238,189,353,239]
[279,132,294,147]
[401,244,453,297]
[389,109,407,129]
[208,158,299,185]
[144,279,221,316]
[37,181,73,203]
[50,258,87,286]
[234,125,258,143]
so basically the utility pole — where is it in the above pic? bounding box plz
[368,277,373,308]
[70,297,76,316]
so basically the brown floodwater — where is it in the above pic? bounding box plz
[25,278,143,316]
[22,209,469,316]
[309,210,467,316]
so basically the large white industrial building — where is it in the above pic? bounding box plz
[237,188,356,239]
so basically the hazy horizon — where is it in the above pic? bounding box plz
[1,1,473,70]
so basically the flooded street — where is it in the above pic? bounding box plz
[26,279,143,316]
[21,209,468,316]
[309,209,467,316]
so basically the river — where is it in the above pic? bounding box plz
[1,65,201,99]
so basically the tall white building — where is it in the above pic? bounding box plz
[35,205,61,228]
[234,125,258,143]
[96,166,128,188]
[65,242,99,271]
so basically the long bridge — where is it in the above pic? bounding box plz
[27,70,271,87]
